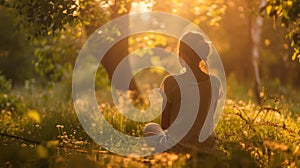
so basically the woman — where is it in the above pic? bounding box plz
[143,31,222,154]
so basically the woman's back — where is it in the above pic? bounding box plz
[161,73,220,151]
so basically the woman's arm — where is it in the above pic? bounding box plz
[160,75,173,130]
[161,99,171,130]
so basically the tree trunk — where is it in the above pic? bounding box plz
[222,0,263,103]
[250,0,265,104]
[107,2,139,94]
[81,1,140,95]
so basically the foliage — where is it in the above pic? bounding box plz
[1,0,298,87]
[262,0,300,61]
[153,0,226,27]
[0,71,11,94]
[0,94,25,115]
[0,7,36,84]
[0,73,25,117]
[0,0,134,85]
[0,0,133,39]
[32,27,83,84]
[22,1,94,85]
[0,0,79,38]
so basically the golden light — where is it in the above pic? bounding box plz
[264,39,271,47]
[130,1,153,13]
[194,6,201,15]
[130,1,153,21]
[172,8,178,14]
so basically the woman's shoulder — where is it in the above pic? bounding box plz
[162,75,178,85]
[161,75,179,93]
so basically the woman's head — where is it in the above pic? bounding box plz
[178,32,210,71]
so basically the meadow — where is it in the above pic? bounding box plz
[0,71,300,168]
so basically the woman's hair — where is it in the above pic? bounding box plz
[178,32,210,71]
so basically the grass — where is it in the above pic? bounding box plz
[0,75,300,168]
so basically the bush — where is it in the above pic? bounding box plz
[0,94,25,114]
[0,71,11,94]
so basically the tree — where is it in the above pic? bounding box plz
[262,0,300,61]
[0,0,139,93]
[0,7,36,84]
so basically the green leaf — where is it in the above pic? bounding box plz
[266,5,272,16]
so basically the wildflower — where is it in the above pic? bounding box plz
[21,143,27,148]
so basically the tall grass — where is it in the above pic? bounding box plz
[0,74,300,167]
